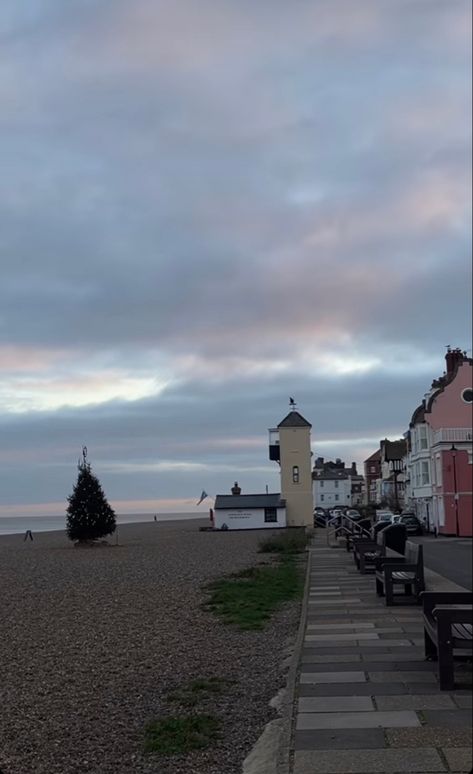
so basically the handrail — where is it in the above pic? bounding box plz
[326,514,371,546]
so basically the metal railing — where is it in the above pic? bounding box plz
[325,514,371,547]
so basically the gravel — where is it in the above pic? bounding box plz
[0,520,303,774]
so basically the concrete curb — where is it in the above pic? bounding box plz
[276,545,312,774]
[241,547,312,774]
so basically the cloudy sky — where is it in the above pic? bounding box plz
[0,0,471,516]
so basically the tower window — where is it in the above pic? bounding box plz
[292,465,300,483]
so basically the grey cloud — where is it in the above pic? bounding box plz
[0,1,470,510]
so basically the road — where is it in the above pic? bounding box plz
[412,535,472,590]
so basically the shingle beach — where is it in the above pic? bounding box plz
[0,520,302,774]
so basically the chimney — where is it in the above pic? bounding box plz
[231,481,241,495]
[314,456,324,469]
[351,462,357,474]
[445,347,464,377]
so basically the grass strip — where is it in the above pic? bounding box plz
[258,529,310,554]
[144,715,221,755]
[204,555,305,630]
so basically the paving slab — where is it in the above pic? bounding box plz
[298,696,375,713]
[375,694,456,710]
[308,599,362,605]
[294,727,386,750]
[421,709,473,727]
[452,694,473,708]
[307,622,375,630]
[305,632,380,642]
[302,646,400,655]
[296,710,420,730]
[386,726,473,747]
[298,682,409,697]
[360,651,425,662]
[300,671,366,684]
[300,661,436,673]
[293,747,445,773]
[301,653,363,664]
[442,747,473,773]
[368,671,437,683]
[357,639,413,647]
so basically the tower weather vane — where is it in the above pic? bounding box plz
[289,397,297,410]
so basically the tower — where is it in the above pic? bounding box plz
[269,406,313,527]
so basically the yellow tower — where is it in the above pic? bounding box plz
[269,408,313,527]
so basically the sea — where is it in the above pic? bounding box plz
[0,512,205,536]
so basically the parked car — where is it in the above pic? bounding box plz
[345,509,363,521]
[375,510,395,524]
[398,514,423,535]
[313,507,327,527]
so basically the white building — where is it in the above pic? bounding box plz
[404,404,433,527]
[313,469,352,509]
[213,493,286,530]
[312,457,364,509]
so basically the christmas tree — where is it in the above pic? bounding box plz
[66,447,116,543]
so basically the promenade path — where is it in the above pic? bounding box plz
[290,534,472,774]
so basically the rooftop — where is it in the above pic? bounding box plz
[214,493,286,510]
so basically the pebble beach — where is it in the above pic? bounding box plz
[0,520,302,774]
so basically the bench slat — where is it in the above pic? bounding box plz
[452,623,473,640]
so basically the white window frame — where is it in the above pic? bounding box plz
[419,425,428,450]
[421,460,430,486]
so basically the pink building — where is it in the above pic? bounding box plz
[423,349,472,536]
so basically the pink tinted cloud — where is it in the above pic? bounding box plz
[0,345,65,373]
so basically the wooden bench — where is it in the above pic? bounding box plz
[351,520,390,560]
[344,519,372,552]
[422,591,473,690]
[375,541,424,605]
[355,524,407,574]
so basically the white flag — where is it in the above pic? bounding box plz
[196,490,208,506]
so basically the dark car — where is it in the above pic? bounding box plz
[399,514,423,535]
[314,507,327,527]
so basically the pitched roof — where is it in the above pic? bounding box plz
[312,469,349,481]
[278,410,312,428]
[364,449,381,464]
[382,439,407,461]
[214,493,285,510]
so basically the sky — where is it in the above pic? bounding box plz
[0,0,471,516]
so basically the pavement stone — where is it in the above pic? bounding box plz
[442,747,473,773]
[385,726,473,747]
[360,651,425,662]
[300,671,366,684]
[298,683,409,697]
[300,661,436,673]
[296,710,420,730]
[305,633,379,642]
[294,727,386,750]
[421,709,473,727]
[301,654,362,663]
[452,695,473,708]
[374,694,456,710]
[368,671,437,683]
[298,696,375,713]
[307,622,375,629]
[293,747,445,773]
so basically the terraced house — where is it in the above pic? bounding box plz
[404,348,473,536]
